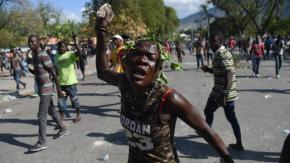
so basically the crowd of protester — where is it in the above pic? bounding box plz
[0,17,289,162]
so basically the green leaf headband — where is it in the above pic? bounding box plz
[122,36,182,84]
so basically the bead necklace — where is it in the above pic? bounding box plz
[129,83,156,110]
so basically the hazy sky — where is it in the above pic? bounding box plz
[164,0,209,18]
[30,0,209,21]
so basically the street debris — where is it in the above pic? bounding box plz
[93,140,106,147]
[99,154,109,161]
[264,95,272,99]
[282,129,290,135]
[87,70,96,75]
[18,89,34,97]
[2,95,16,102]
[4,108,12,114]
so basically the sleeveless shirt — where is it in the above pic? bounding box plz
[119,77,179,163]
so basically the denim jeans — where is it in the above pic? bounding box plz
[38,95,64,144]
[274,54,282,75]
[196,54,204,68]
[204,95,241,142]
[58,85,80,112]
[13,70,25,89]
[206,52,213,65]
[34,78,39,94]
[265,48,271,60]
[252,57,261,74]
[177,54,182,63]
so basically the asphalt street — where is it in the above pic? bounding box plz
[0,53,289,163]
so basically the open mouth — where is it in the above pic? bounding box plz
[131,67,146,79]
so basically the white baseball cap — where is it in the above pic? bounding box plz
[113,35,123,41]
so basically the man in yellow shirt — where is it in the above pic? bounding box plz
[55,33,81,123]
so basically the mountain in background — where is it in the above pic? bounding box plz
[178,2,290,31]
[178,7,224,31]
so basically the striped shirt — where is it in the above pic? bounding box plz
[33,51,54,95]
[212,46,237,101]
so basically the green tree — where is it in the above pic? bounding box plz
[211,0,285,35]
[50,20,82,42]
[268,18,290,35]
[209,18,235,37]
[0,0,25,30]
[110,0,148,38]
[0,0,45,48]
[0,0,90,48]
[210,0,251,37]
[36,1,62,34]
[139,0,166,34]
[163,6,179,37]
[13,10,44,35]
[83,0,148,38]
[200,4,211,38]
[0,29,27,48]
[83,0,179,38]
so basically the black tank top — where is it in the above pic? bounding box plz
[119,77,179,163]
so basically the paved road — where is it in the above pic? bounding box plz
[0,53,289,163]
[0,56,96,102]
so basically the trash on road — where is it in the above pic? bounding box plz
[18,89,34,97]
[99,154,109,161]
[93,140,106,147]
[2,95,17,102]
[282,129,290,135]
[4,108,12,114]
[87,70,96,75]
[264,95,272,99]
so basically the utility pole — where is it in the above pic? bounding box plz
[201,4,210,39]
[207,14,210,40]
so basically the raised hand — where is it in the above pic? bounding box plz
[72,32,77,39]
[96,3,114,29]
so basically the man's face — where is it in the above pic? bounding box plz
[113,38,123,47]
[209,36,219,52]
[28,36,40,52]
[125,41,160,89]
[58,42,67,54]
